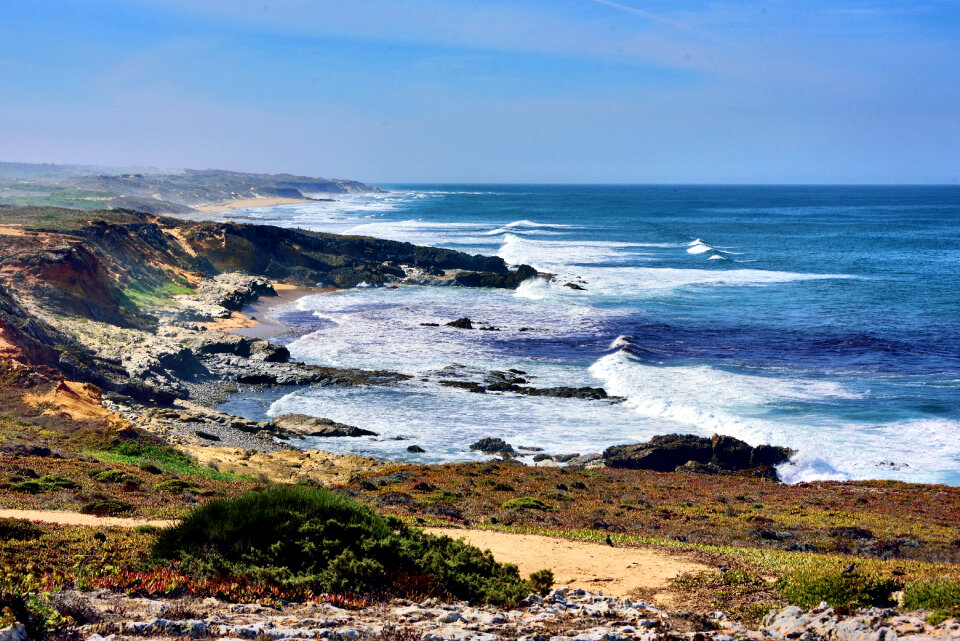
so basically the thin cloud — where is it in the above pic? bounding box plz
[585,0,735,47]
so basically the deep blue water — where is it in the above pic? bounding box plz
[199,185,960,485]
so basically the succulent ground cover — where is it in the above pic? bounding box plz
[346,461,960,624]
[0,365,254,518]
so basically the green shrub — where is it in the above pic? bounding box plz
[903,579,960,612]
[11,479,45,494]
[529,569,555,595]
[153,479,199,494]
[153,485,540,604]
[11,475,78,494]
[776,569,902,609]
[501,497,552,511]
[0,517,45,541]
[90,441,244,480]
[94,469,140,485]
[80,498,133,517]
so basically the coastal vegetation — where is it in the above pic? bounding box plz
[153,485,550,604]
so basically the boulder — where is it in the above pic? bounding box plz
[564,282,586,290]
[407,444,425,453]
[445,317,474,329]
[270,414,377,437]
[712,434,753,470]
[603,434,713,472]
[183,332,288,362]
[751,443,794,467]
[604,433,795,475]
[469,437,514,454]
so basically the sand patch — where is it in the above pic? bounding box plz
[0,225,29,236]
[197,311,257,332]
[193,197,311,213]
[24,380,126,425]
[0,508,176,529]
[425,528,709,600]
[233,283,334,339]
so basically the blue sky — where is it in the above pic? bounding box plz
[1,1,958,183]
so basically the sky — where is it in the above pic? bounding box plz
[1,0,958,183]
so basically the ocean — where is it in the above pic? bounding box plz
[202,185,960,486]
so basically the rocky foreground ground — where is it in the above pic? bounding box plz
[2,587,955,641]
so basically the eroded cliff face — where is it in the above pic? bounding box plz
[0,210,538,385]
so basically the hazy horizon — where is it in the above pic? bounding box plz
[2,1,959,184]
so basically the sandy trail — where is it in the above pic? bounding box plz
[426,528,709,598]
[0,509,176,529]
[0,510,707,600]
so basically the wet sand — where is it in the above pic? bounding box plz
[234,283,334,339]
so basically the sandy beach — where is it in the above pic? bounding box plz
[193,196,315,214]
[233,282,334,339]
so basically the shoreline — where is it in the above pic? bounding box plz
[192,196,316,214]
[232,282,335,339]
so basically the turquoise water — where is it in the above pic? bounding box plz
[207,185,960,485]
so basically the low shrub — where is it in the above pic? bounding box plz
[93,469,140,485]
[776,569,902,609]
[0,517,45,541]
[903,579,960,612]
[501,497,552,511]
[80,498,133,517]
[154,479,199,494]
[11,474,78,494]
[529,569,555,595]
[153,485,543,604]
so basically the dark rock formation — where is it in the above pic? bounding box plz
[183,332,289,362]
[603,433,793,474]
[445,317,474,329]
[270,414,377,438]
[406,444,425,453]
[454,265,538,289]
[564,282,586,290]
[469,438,515,454]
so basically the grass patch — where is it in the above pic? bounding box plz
[89,441,247,481]
[117,280,196,310]
[903,579,960,613]
[154,485,549,604]
[776,569,902,609]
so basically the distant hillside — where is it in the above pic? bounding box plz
[0,162,382,214]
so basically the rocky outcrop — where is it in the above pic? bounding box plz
[180,331,289,362]
[470,437,515,454]
[270,414,377,438]
[454,265,538,289]
[446,317,474,329]
[194,273,276,311]
[603,433,793,474]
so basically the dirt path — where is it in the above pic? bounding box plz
[426,528,709,599]
[0,509,176,529]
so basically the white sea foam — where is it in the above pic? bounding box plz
[687,239,714,254]
[587,351,960,484]
[285,284,611,376]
